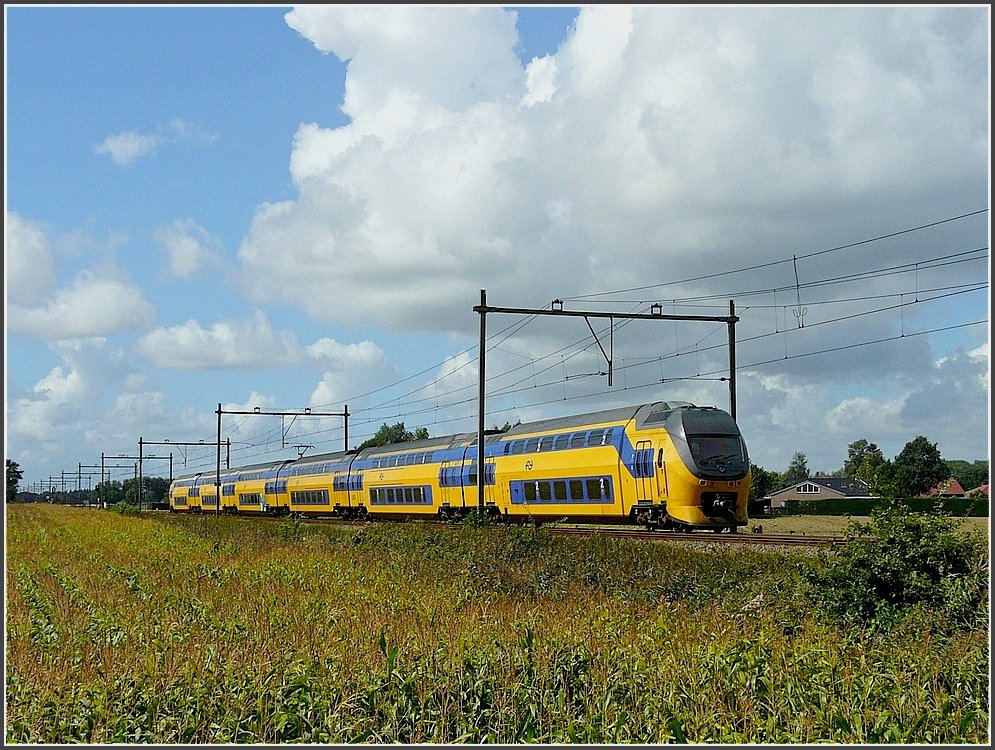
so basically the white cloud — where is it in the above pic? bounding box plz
[7,271,155,339]
[95,130,160,166]
[94,119,217,166]
[10,6,987,483]
[5,212,57,305]
[236,5,986,342]
[136,311,302,369]
[5,338,154,462]
[154,219,223,279]
[522,55,557,107]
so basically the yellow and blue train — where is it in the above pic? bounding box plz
[169,401,750,531]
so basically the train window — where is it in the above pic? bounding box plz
[586,479,603,500]
[512,441,525,454]
[538,436,553,452]
[525,482,538,502]
[538,482,552,502]
[569,480,585,500]
[554,434,570,451]
[525,438,539,452]
[404,487,413,503]
[588,429,604,446]
[569,432,586,448]
[553,481,567,502]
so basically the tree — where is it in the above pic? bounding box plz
[748,464,779,503]
[6,459,24,503]
[867,459,899,500]
[356,422,430,451]
[892,436,948,497]
[843,439,887,485]
[781,452,809,487]
[945,459,990,492]
[804,500,988,629]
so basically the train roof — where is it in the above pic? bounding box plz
[171,458,289,483]
[169,400,718,481]
[503,401,697,437]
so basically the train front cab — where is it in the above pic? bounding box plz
[629,404,750,531]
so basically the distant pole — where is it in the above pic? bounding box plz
[138,437,143,512]
[477,289,486,511]
[343,404,349,451]
[216,403,222,517]
[728,300,737,420]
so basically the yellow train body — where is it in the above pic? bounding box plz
[169,401,750,531]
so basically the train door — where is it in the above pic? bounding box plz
[465,454,497,511]
[633,439,662,504]
[439,460,461,512]
[332,470,349,514]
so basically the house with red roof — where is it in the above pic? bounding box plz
[920,478,966,498]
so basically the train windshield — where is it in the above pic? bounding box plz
[687,435,744,465]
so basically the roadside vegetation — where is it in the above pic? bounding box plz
[5,503,989,744]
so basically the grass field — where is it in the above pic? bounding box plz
[748,513,991,536]
[5,503,989,744]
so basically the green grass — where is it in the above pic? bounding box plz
[5,504,989,743]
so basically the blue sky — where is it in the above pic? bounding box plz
[5,5,990,491]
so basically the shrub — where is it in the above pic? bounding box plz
[804,501,988,629]
[110,501,139,515]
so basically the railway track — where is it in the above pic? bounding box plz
[544,525,844,548]
[281,515,844,548]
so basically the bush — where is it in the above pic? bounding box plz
[804,501,988,630]
[110,501,139,515]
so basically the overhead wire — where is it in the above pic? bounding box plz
[203,211,988,467]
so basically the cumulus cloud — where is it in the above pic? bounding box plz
[155,219,223,279]
[136,311,302,369]
[95,130,160,166]
[10,6,987,482]
[5,212,57,305]
[522,55,557,107]
[7,271,155,339]
[236,6,986,342]
[94,118,217,166]
[738,340,991,474]
[7,339,132,451]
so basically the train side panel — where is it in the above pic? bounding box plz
[496,422,625,523]
[169,476,198,512]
